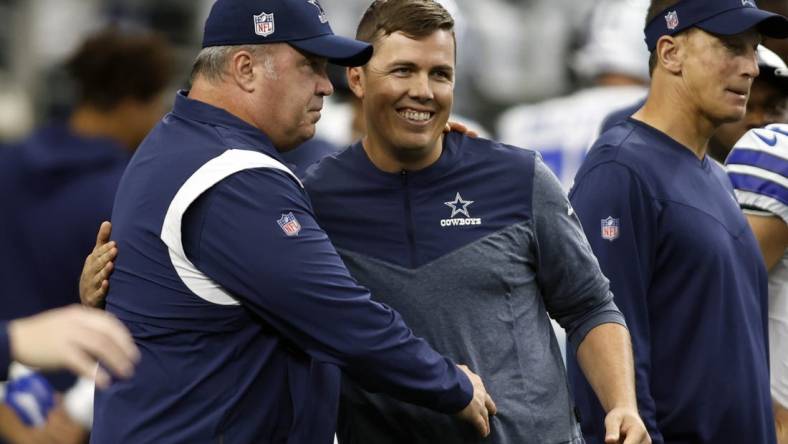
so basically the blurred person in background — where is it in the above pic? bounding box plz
[726,124,788,444]
[711,45,788,160]
[497,0,650,192]
[761,0,788,61]
[568,0,788,442]
[0,27,173,444]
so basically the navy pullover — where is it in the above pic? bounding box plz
[568,119,773,444]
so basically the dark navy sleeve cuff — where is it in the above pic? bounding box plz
[434,363,474,414]
[0,322,11,380]
[567,299,628,353]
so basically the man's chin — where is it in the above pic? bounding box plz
[273,131,316,152]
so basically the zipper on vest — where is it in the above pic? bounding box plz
[401,170,417,267]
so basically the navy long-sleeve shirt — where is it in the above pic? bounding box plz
[91,91,472,444]
[568,118,773,444]
[0,322,9,381]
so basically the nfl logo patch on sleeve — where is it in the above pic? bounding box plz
[601,216,620,241]
[277,212,302,237]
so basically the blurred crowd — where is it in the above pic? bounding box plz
[0,0,646,142]
[2,0,787,156]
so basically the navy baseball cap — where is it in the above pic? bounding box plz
[202,0,373,66]
[645,0,788,51]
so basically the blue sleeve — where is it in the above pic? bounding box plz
[569,161,663,442]
[0,322,10,380]
[182,168,473,414]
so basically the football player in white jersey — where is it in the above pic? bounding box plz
[727,123,788,444]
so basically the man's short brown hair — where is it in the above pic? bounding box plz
[66,27,173,110]
[355,0,454,46]
[646,0,683,74]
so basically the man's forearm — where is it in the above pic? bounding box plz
[576,322,637,412]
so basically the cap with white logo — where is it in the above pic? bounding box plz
[202,0,373,67]
[644,0,788,51]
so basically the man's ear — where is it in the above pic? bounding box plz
[656,35,683,75]
[347,66,365,100]
[230,49,258,92]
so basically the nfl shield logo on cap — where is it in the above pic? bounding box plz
[253,12,275,37]
[601,216,620,241]
[665,10,679,30]
[277,212,302,237]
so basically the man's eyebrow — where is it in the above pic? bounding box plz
[385,60,418,68]
[384,61,454,72]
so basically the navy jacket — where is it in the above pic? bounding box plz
[91,92,472,444]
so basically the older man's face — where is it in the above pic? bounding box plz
[252,44,334,151]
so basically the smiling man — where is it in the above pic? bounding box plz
[567,1,788,443]
[304,1,649,443]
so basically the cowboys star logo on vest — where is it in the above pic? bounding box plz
[253,12,275,37]
[665,10,679,30]
[440,193,482,227]
[308,0,328,24]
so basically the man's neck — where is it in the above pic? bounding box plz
[632,81,715,160]
[361,132,444,173]
[189,81,248,124]
[69,105,134,151]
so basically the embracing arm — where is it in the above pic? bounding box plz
[182,168,496,436]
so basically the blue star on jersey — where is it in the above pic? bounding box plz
[444,193,474,218]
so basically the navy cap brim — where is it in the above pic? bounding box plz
[289,34,373,67]
[696,8,788,39]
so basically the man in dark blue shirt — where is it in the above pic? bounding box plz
[568,1,788,443]
[91,1,494,443]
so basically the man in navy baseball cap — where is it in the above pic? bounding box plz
[202,0,373,66]
[645,0,788,50]
[89,0,496,442]
[569,0,788,443]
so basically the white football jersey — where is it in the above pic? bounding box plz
[727,123,788,408]
[497,85,647,191]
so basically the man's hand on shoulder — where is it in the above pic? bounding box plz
[454,364,496,438]
[79,221,116,308]
[604,405,651,444]
[444,121,478,138]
